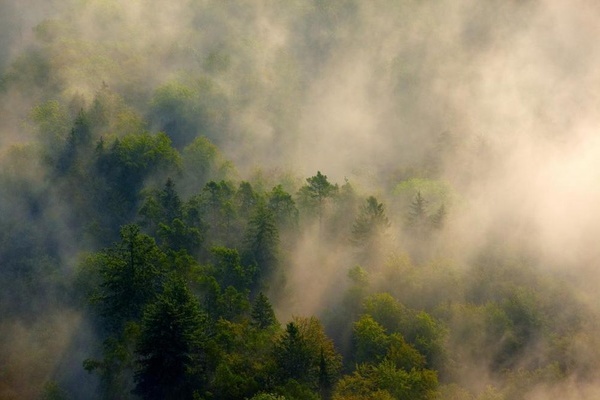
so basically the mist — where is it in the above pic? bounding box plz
[2,0,600,399]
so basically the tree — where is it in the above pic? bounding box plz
[274,322,312,383]
[251,292,279,329]
[353,315,389,365]
[236,181,259,219]
[274,317,342,390]
[139,179,203,254]
[386,334,426,372]
[181,136,234,196]
[211,246,254,292]
[200,180,237,246]
[93,132,180,239]
[244,201,279,289]
[159,178,183,223]
[351,196,390,265]
[56,110,92,174]
[268,184,299,228]
[298,171,338,230]
[333,360,438,400]
[352,197,390,244]
[134,277,210,400]
[363,294,446,370]
[407,191,428,231]
[139,178,183,233]
[93,224,166,332]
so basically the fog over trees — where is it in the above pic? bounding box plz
[2,1,600,399]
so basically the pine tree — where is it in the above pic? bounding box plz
[351,196,390,247]
[251,292,278,329]
[159,178,182,223]
[298,171,338,231]
[274,322,312,383]
[134,277,209,400]
[244,201,279,289]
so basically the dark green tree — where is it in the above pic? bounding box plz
[268,184,298,228]
[181,136,234,196]
[298,171,338,230]
[274,317,342,391]
[139,178,183,233]
[244,201,279,289]
[211,246,254,292]
[351,196,390,265]
[201,180,237,246]
[251,292,278,329]
[57,110,92,174]
[93,132,180,240]
[274,322,312,383]
[352,196,390,244]
[159,178,183,223]
[236,181,258,219]
[134,277,210,400]
[93,224,166,332]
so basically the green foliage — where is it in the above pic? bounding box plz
[268,184,299,228]
[150,78,229,148]
[83,322,141,399]
[91,224,166,331]
[140,179,203,253]
[211,318,279,399]
[244,201,280,289]
[181,136,235,195]
[395,180,453,238]
[386,334,426,371]
[334,360,438,400]
[362,294,447,370]
[351,196,390,246]
[199,180,238,246]
[93,132,181,235]
[211,247,254,292]
[274,317,342,391]
[353,315,389,365]
[30,100,70,151]
[351,196,390,265]
[274,322,313,384]
[251,292,279,329]
[134,277,209,400]
[298,171,339,227]
[3,4,600,400]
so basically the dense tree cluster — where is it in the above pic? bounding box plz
[1,96,597,399]
[1,1,599,400]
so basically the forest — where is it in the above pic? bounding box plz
[2,1,600,399]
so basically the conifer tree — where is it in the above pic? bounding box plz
[251,292,278,329]
[134,277,210,400]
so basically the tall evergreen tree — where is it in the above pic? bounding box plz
[94,224,166,332]
[134,277,210,400]
[351,196,390,246]
[298,171,338,231]
[274,322,312,384]
[244,201,279,289]
[251,292,278,329]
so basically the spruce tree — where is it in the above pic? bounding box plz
[134,277,209,400]
[251,292,278,329]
